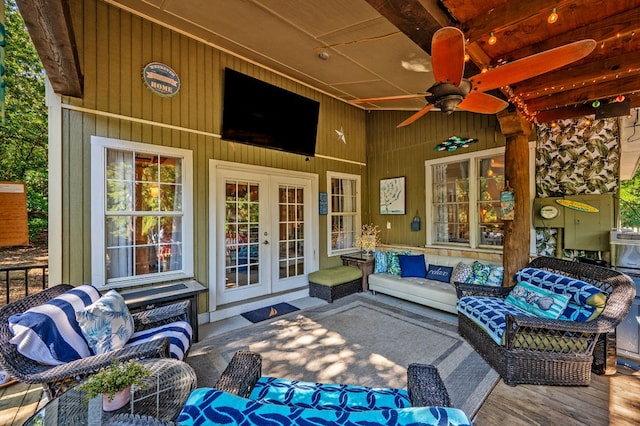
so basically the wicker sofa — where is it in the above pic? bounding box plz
[176,351,472,425]
[0,284,192,399]
[455,256,636,386]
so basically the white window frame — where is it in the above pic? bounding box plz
[425,147,505,250]
[90,136,194,288]
[326,171,361,257]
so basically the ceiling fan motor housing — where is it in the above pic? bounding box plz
[426,80,472,113]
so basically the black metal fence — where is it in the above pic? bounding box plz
[0,264,48,306]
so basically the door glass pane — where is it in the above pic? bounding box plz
[225,180,260,289]
[279,185,304,279]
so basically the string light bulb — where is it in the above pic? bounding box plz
[464,52,470,62]
[488,32,497,45]
[547,8,558,24]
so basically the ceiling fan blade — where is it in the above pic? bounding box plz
[397,104,435,128]
[458,92,508,114]
[469,39,596,93]
[352,93,429,104]
[431,27,465,87]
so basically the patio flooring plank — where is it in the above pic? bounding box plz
[0,382,42,426]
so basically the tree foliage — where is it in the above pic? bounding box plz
[0,0,48,242]
[620,167,640,228]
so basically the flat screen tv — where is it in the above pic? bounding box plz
[221,68,320,157]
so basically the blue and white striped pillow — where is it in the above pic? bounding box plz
[8,285,101,365]
[125,320,192,360]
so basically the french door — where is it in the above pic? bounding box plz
[211,162,317,306]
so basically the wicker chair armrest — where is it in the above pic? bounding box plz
[132,300,190,331]
[213,351,262,398]
[406,363,451,407]
[503,314,599,353]
[455,282,511,299]
[16,339,170,399]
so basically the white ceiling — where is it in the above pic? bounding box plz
[106,0,436,111]
[104,0,639,178]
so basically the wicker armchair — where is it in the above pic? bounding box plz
[455,256,636,386]
[0,284,191,399]
[213,350,452,407]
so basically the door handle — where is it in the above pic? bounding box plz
[263,240,270,245]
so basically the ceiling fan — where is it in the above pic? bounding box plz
[352,27,596,127]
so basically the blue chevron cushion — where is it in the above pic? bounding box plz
[177,388,473,426]
[8,285,102,365]
[515,267,607,321]
[457,295,534,345]
[249,376,410,411]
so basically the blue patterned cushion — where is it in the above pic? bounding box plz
[249,377,410,411]
[374,250,388,273]
[465,261,492,285]
[398,254,427,278]
[485,266,504,287]
[76,290,134,354]
[515,267,607,321]
[8,285,101,365]
[125,320,192,360]
[505,282,570,319]
[426,264,453,283]
[177,388,473,426]
[457,296,533,345]
[386,251,410,275]
[451,262,472,284]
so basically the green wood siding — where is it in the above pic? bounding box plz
[60,0,367,292]
[365,110,506,247]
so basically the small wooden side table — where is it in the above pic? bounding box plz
[340,253,375,291]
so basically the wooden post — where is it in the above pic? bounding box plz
[496,110,532,286]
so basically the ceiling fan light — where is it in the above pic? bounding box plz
[547,8,558,24]
[488,32,497,45]
[436,95,464,114]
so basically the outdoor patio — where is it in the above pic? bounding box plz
[1,293,638,425]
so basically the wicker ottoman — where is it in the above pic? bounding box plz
[308,266,363,303]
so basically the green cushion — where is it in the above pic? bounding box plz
[308,266,362,286]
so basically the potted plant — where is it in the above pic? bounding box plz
[77,358,151,411]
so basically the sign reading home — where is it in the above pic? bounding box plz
[143,62,180,97]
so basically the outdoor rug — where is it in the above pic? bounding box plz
[240,302,299,323]
[186,293,499,418]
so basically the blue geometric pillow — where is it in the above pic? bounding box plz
[374,250,388,273]
[8,285,102,365]
[249,377,410,411]
[76,290,134,354]
[177,388,473,426]
[505,281,570,319]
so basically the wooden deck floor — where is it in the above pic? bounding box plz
[1,366,638,425]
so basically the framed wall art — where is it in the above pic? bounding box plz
[380,176,405,214]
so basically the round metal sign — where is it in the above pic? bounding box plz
[142,62,180,97]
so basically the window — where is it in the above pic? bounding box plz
[426,147,504,249]
[327,171,361,256]
[91,136,193,287]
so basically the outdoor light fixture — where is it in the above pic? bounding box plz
[488,32,497,45]
[547,8,559,24]
[434,136,479,152]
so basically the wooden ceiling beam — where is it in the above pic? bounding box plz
[460,0,575,43]
[16,0,83,97]
[534,96,640,123]
[500,7,640,62]
[514,50,640,99]
[363,0,450,55]
[525,75,640,111]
